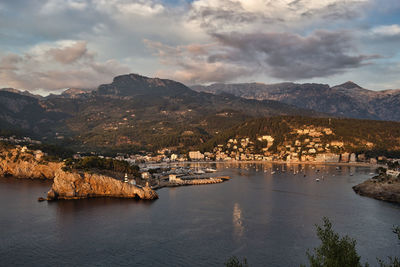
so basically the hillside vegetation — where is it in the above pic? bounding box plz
[200,116,400,160]
[1,74,321,152]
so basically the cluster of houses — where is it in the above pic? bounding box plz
[189,126,383,164]
[108,126,392,165]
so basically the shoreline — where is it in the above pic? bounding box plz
[353,175,400,204]
[144,160,380,168]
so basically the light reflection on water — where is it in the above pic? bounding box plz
[0,163,399,267]
[233,203,244,241]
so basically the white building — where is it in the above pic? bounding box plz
[188,151,204,160]
[141,172,151,179]
[349,153,357,163]
[169,174,182,182]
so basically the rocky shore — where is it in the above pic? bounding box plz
[0,146,158,201]
[353,174,400,204]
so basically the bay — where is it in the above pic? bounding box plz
[0,163,399,266]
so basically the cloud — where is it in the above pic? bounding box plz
[40,0,88,14]
[371,24,400,37]
[214,31,378,80]
[0,0,398,89]
[188,0,370,32]
[144,39,253,84]
[146,30,378,83]
[0,41,130,91]
[46,41,93,64]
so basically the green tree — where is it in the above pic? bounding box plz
[302,217,367,267]
[225,256,249,267]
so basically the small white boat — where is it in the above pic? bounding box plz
[271,171,276,174]
[194,169,206,174]
[315,178,320,182]
[205,168,217,173]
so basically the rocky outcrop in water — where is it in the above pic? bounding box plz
[353,174,400,203]
[0,146,158,200]
[47,170,158,200]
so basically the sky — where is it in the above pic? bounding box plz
[0,0,400,93]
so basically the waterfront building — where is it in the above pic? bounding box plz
[188,151,204,160]
[141,172,151,179]
[170,154,178,161]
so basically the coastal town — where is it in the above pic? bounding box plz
[3,123,400,200]
[2,124,400,178]
[88,125,395,167]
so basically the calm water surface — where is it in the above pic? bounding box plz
[1,163,399,266]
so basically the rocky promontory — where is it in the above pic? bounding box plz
[47,170,158,200]
[0,146,158,200]
[353,173,400,203]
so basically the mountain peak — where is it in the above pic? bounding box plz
[0,88,42,99]
[95,73,192,97]
[335,81,363,89]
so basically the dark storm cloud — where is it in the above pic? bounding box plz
[188,0,369,32]
[209,30,378,80]
[146,30,378,83]
[188,0,266,30]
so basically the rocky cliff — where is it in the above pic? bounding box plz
[0,146,158,200]
[47,171,158,200]
[0,147,62,179]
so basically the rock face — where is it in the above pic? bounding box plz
[0,147,62,179]
[47,170,158,200]
[0,146,158,200]
[353,177,400,203]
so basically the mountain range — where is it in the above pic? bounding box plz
[1,73,399,153]
[0,74,321,152]
[192,81,400,121]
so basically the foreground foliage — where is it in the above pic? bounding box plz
[302,217,366,267]
[225,220,399,266]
